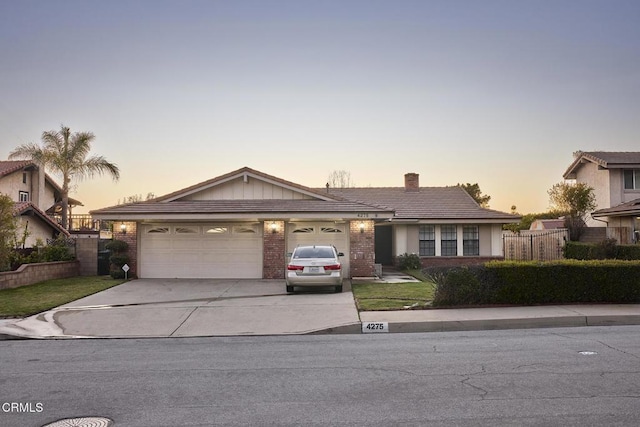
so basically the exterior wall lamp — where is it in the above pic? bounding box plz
[120,223,127,234]
[359,222,365,233]
[270,222,278,234]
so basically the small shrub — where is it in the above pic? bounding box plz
[397,253,421,270]
[107,239,130,279]
[105,240,129,252]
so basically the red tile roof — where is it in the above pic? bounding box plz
[0,160,35,177]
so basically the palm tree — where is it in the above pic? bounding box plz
[9,125,120,229]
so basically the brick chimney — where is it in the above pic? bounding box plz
[404,173,419,192]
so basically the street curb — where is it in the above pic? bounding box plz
[378,315,640,334]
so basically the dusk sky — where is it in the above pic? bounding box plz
[1,1,639,214]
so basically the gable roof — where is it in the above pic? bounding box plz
[92,167,394,220]
[155,166,342,202]
[592,197,640,218]
[14,202,70,236]
[564,152,640,179]
[91,167,518,223]
[326,187,520,222]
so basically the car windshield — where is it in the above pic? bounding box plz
[293,247,335,259]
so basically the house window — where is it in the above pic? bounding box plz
[463,225,479,256]
[22,172,27,184]
[175,226,199,234]
[205,227,228,234]
[320,226,343,233]
[292,227,315,233]
[233,226,257,234]
[419,225,435,256]
[624,169,640,190]
[441,225,457,256]
[19,191,29,202]
[147,226,169,234]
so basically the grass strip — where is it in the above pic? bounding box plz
[352,281,436,311]
[0,276,126,318]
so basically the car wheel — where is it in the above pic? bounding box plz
[334,285,343,293]
[286,285,294,293]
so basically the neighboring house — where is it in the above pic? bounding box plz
[91,167,519,280]
[529,219,566,231]
[0,160,70,246]
[563,151,640,243]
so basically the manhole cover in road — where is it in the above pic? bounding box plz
[578,351,598,355]
[42,417,113,427]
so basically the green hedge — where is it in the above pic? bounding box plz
[431,260,640,306]
[565,240,640,260]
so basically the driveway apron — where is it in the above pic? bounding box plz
[0,279,361,339]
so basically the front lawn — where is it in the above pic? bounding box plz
[0,276,126,318]
[352,280,436,311]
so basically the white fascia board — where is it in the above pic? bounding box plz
[393,218,518,224]
[93,211,395,222]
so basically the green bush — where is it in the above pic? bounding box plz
[565,240,640,260]
[617,245,640,260]
[397,253,422,270]
[107,239,130,279]
[431,260,640,306]
[105,239,129,252]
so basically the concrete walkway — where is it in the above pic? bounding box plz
[1,278,640,339]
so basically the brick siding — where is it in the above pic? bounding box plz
[0,261,79,290]
[114,221,138,278]
[349,219,376,277]
[263,220,285,279]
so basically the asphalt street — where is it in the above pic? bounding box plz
[1,326,640,426]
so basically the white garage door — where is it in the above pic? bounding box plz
[140,224,263,279]
[287,222,350,277]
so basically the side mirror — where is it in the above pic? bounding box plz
[286,252,293,257]
[338,252,344,257]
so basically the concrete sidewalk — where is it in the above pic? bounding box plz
[360,304,640,333]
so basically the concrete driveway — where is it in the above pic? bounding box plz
[2,279,361,338]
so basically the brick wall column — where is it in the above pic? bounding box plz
[263,221,285,279]
[114,221,138,278]
[349,219,375,277]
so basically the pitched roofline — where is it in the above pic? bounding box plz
[14,202,70,236]
[154,166,342,202]
[0,160,35,177]
[563,151,640,179]
[0,160,70,203]
[592,197,640,218]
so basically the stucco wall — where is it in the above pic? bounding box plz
[576,162,610,227]
[0,169,56,210]
[16,216,56,248]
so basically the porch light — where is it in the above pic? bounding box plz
[359,222,365,233]
[270,222,278,234]
[120,223,127,234]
